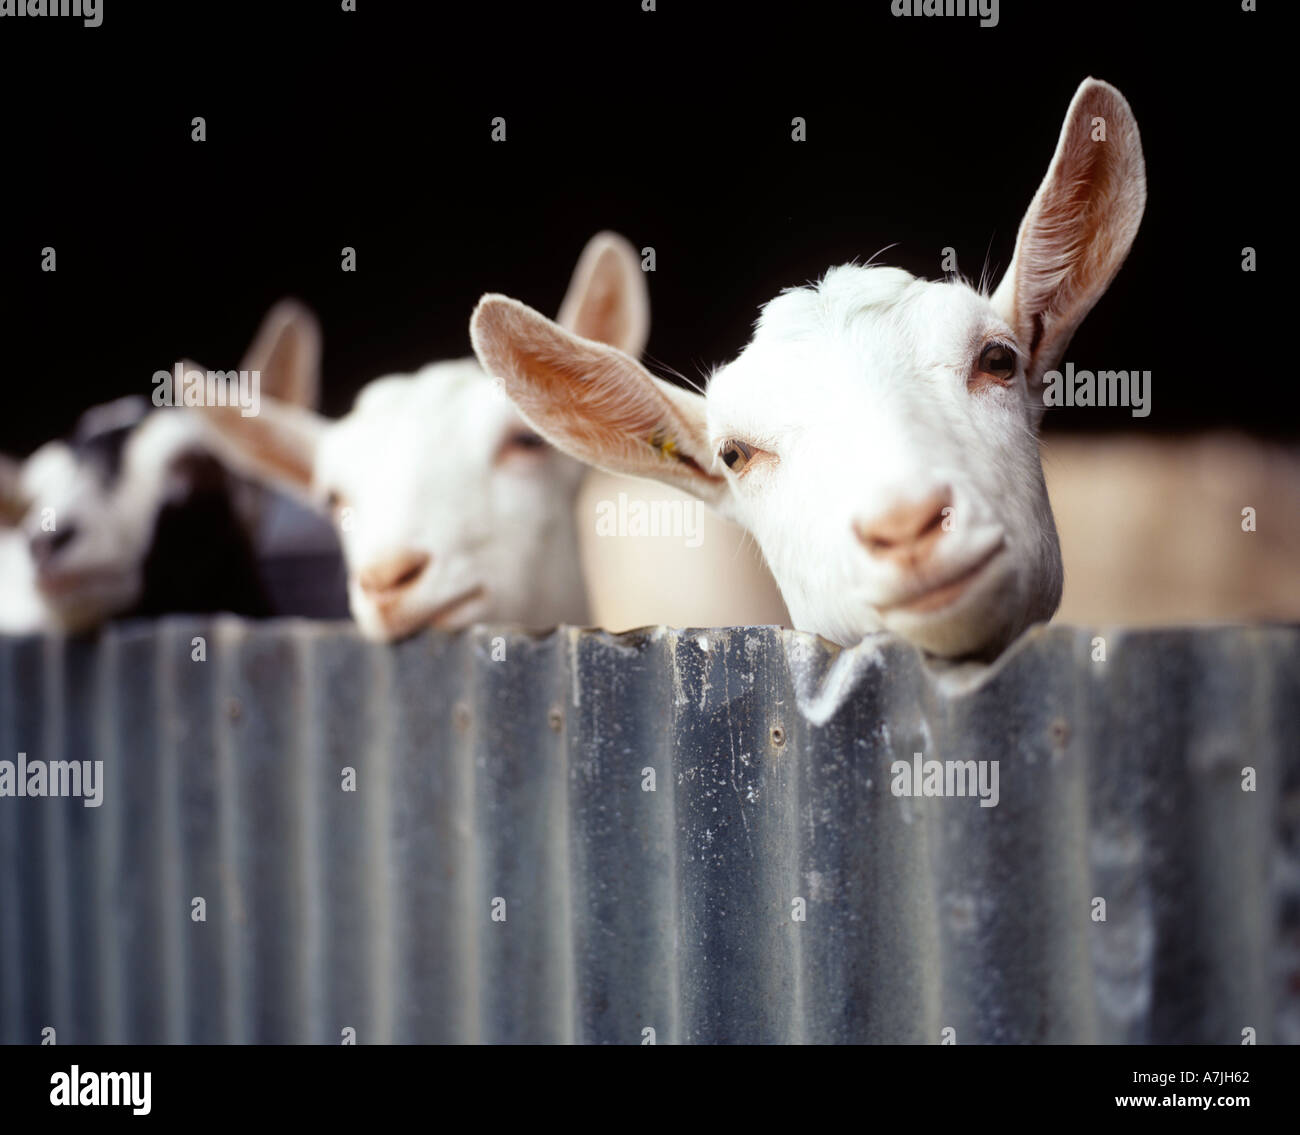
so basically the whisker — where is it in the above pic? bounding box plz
[979,230,1000,298]
[644,352,708,396]
[862,242,900,270]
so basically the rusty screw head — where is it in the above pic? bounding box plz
[771,724,786,747]
[548,706,564,733]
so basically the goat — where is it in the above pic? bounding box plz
[0,398,268,633]
[0,301,329,634]
[195,232,653,641]
[470,78,1146,658]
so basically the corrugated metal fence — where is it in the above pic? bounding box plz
[1,620,1297,1044]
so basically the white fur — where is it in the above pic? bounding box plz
[471,79,1147,658]
[0,301,322,634]
[314,360,587,640]
[1,407,220,633]
[197,232,649,642]
[708,266,1060,654]
[0,530,43,633]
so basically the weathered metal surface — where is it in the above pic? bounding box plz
[0,621,1296,1044]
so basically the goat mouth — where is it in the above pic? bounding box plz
[36,567,130,599]
[378,586,487,638]
[880,543,1006,615]
[424,586,487,628]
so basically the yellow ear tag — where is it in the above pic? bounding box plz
[648,429,678,460]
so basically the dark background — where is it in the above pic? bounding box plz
[0,1,1277,455]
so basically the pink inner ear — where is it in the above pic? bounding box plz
[243,302,322,410]
[555,232,649,356]
[570,253,623,342]
[473,296,722,501]
[198,399,321,494]
[1002,83,1145,378]
[262,325,312,405]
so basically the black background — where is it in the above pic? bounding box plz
[0,1,1277,455]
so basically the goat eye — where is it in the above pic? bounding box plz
[506,431,545,452]
[978,343,1016,380]
[497,431,547,463]
[719,440,754,473]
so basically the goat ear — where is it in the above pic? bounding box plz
[240,299,322,409]
[188,360,325,501]
[556,231,651,357]
[0,454,28,526]
[471,294,726,508]
[991,77,1146,396]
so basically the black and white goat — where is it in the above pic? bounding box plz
[0,302,344,634]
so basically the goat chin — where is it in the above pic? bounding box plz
[808,557,1059,659]
[883,596,1023,660]
[895,564,1061,659]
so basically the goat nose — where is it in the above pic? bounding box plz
[29,524,78,566]
[854,489,952,567]
[358,551,431,597]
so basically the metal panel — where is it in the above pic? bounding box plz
[0,620,1296,1044]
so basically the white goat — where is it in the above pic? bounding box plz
[471,78,1146,658]
[196,232,656,642]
